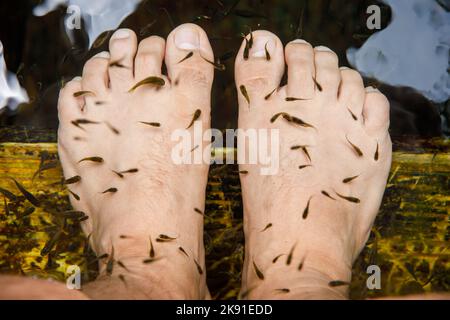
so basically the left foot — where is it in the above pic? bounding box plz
[57,24,214,299]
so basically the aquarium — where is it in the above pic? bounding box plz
[0,0,448,301]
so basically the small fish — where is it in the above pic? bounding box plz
[69,190,80,201]
[109,59,126,68]
[79,216,89,222]
[321,190,336,200]
[112,171,124,178]
[247,28,254,49]
[74,119,100,127]
[104,122,120,135]
[142,258,161,264]
[348,108,358,121]
[122,168,138,174]
[335,192,360,204]
[239,170,248,174]
[140,121,161,127]
[270,112,286,123]
[178,246,189,257]
[298,164,312,170]
[95,101,106,106]
[285,97,307,102]
[264,87,277,100]
[194,208,203,215]
[275,288,290,293]
[253,261,264,280]
[119,235,130,239]
[186,109,202,129]
[20,207,35,218]
[11,178,40,207]
[178,51,194,64]
[328,280,350,287]
[240,85,250,105]
[149,236,155,258]
[117,260,129,272]
[302,197,312,219]
[128,76,165,92]
[286,243,296,265]
[78,157,104,164]
[289,116,315,129]
[139,20,157,36]
[118,274,127,286]
[73,91,95,98]
[106,247,115,276]
[261,223,272,232]
[32,161,58,180]
[302,146,311,162]
[102,188,118,194]
[41,229,63,256]
[342,175,359,184]
[312,77,322,91]
[194,259,203,275]
[265,42,271,61]
[64,175,81,185]
[374,142,379,161]
[346,135,363,157]
[0,187,17,201]
[58,210,86,219]
[298,261,304,271]
[272,254,284,264]
[243,38,250,60]
[201,55,226,70]
[157,234,177,241]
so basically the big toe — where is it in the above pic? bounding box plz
[165,23,214,103]
[235,30,284,107]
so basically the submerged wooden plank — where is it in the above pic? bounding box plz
[0,141,449,299]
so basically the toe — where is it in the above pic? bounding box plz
[108,28,137,91]
[165,23,214,103]
[314,46,340,97]
[338,67,365,122]
[363,87,390,136]
[82,51,110,95]
[134,35,165,82]
[285,39,315,100]
[235,30,284,106]
[58,77,84,122]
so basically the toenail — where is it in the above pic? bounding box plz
[315,46,333,52]
[340,66,351,70]
[94,51,110,59]
[251,36,276,58]
[175,27,200,50]
[72,76,82,81]
[366,86,380,93]
[291,39,309,45]
[112,29,131,39]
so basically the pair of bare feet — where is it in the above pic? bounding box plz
[33,23,392,299]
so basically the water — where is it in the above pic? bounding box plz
[0,0,448,299]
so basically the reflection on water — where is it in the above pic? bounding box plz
[33,0,141,48]
[0,41,28,112]
[347,0,450,103]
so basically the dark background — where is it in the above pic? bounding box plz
[0,0,447,141]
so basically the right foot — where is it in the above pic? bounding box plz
[57,24,214,299]
[235,32,392,299]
